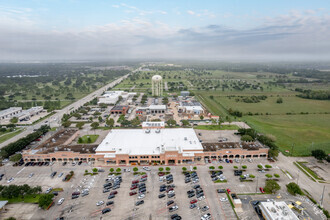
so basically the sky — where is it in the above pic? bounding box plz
[0,0,330,61]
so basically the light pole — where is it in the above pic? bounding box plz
[296,170,300,185]
[256,176,259,193]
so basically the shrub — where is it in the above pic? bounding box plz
[158,167,163,172]
[286,182,304,195]
[165,167,171,172]
[218,166,223,170]
[193,166,197,170]
[265,174,273,179]
[92,168,98,173]
[241,165,247,169]
[257,164,263,169]
[233,166,238,169]
[110,168,114,173]
[265,165,272,169]
[311,149,327,160]
[182,167,187,172]
[209,166,215,170]
[116,168,121,173]
[274,174,280,178]
[249,174,255,178]
[133,167,138,172]
[38,194,54,209]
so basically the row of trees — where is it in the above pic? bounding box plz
[0,184,42,199]
[1,125,50,158]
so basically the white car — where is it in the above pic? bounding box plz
[127,168,131,172]
[201,213,211,220]
[220,197,228,202]
[58,173,64,178]
[96,201,104,206]
[29,173,34,178]
[57,198,65,205]
[7,177,14,183]
[138,194,145,199]
[168,190,175,194]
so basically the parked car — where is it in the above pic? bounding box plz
[108,195,115,199]
[72,195,79,199]
[167,200,175,206]
[58,173,64,178]
[102,208,111,214]
[159,194,165,199]
[106,201,114,206]
[135,200,144,206]
[259,187,265,193]
[129,191,137,196]
[190,199,197,204]
[96,201,104,206]
[226,188,231,194]
[28,173,34,178]
[57,198,65,205]
[169,205,178,212]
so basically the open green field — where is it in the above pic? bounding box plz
[245,114,330,156]
[0,194,40,204]
[216,95,330,115]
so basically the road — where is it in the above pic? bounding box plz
[0,73,129,149]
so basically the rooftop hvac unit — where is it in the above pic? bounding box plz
[184,137,187,141]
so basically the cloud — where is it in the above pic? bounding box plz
[113,3,167,16]
[0,10,330,61]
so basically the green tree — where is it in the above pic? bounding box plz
[241,135,253,142]
[166,119,176,127]
[265,174,273,179]
[181,120,190,127]
[98,116,103,123]
[276,97,283,103]
[158,167,164,172]
[4,217,16,220]
[10,117,18,124]
[92,168,98,173]
[76,122,85,129]
[133,167,138,172]
[90,122,99,130]
[249,174,255,178]
[85,170,88,173]
[166,167,171,172]
[265,165,272,169]
[110,168,114,173]
[87,137,92,143]
[264,180,281,194]
[311,149,327,160]
[193,166,197,170]
[286,182,304,195]
[62,120,72,128]
[131,117,140,127]
[241,165,247,169]
[209,166,215,170]
[233,166,238,169]
[116,168,121,173]
[218,166,223,170]
[257,164,263,169]
[182,167,187,172]
[78,137,83,143]
[200,115,204,120]
[106,118,115,128]
[38,194,54,209]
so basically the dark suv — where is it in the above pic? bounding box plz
[102,208,111,214]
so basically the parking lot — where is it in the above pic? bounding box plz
[0,156,327,220]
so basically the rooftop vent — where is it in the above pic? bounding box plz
[184,137,187,141]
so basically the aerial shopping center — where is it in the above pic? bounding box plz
[22,124,268,166]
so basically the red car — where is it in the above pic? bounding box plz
[158,173,164,176]
[129,191,137,196]
[166,188,174,193]
[190,199,197,204]
[132,180,139,184]
[110,191,118,195]
[226,189,231,194]
[142,174,148,178]
[130,186,137,190]
[229,160,233,163]
[259,187,265,193]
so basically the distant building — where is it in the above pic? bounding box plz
[98,91,136,105]
[142,121,165,129]
[179,101,204,115]
[0,107,22,121]
[135,105,167,115]
[110,105,129,115]
[181,91,190,97]
[259,201,299,220]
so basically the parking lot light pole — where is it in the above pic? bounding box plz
[256,176,259,193]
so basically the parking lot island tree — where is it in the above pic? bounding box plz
[38,193,54,209]
[166,167,171,172]
[182,167,187,172]
[274,174,280,178]
[193,166,197,171]
[218,166,223,170]
[209,166,215,170]
[92,168,98,173]
[265,165,272,169]
[241,165,247,169]
[116,168,121,173]
[265,174,273,179]
[110,168,114,173]
[257,164,263,169]
[158,167,164,172]
[264,180,281,194]
[133,167,138,172]
[233,166,238,169]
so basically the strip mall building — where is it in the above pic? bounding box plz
[23,127,268,166]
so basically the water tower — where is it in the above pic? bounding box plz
[152,75,163,96]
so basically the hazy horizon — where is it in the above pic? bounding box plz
[1,0,330,62]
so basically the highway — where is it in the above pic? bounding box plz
[0,73,129,149]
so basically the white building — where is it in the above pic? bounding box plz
[179,101,204,115]
[98,91,136,105]
[0,107,22,121]
[259,201,299,220]
[95,128,204,165]
[142,121,165,129]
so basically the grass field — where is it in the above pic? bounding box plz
[79,135,99,143]
[0,194,40,204]
[245,114,330,156]
[215,95,330,115]
[195,125,239,130]
[0,129,24,144]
